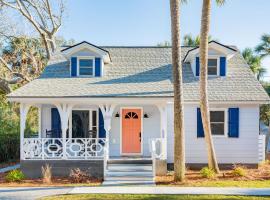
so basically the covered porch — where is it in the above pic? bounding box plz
[15,98,169,162]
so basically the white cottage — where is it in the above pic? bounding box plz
[7,41,269,184]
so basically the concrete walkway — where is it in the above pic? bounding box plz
[0,164,20,173]
[1,186,270,199]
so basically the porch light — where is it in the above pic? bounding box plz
[115,112,120,118]
[143,113,149,118]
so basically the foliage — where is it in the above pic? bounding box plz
[260,83,270,125]
[182,34,213,47]
[69,168,90,183]
[157,41,171,47]
[5,169,25,182]
[232,166,247,177]
[256,34,270,58]
[242,48,266,81]
[200,167,216,179]
[42,164,52,184]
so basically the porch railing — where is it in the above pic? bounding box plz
[22,138,107,160]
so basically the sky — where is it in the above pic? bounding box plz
[57,0,270,79]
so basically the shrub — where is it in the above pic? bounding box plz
[200,167,216,179]
[5,169,25,182]
[41,164,52,184]
[69,168,89,183]
[232,165,246,177]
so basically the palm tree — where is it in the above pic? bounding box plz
[242,48,266,81]
[199,0,225,173]
[170,0,185,181]
[256,34,270,58]
[183,34,212,47]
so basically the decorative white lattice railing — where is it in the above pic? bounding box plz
[23,138,107,160]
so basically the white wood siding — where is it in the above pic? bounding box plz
[167,104,260,164]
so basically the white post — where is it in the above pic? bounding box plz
[37,105,42,138]
[20,103,30,160]
[158,104,168,160]
[55,103,73,159]
[99,104,116,158]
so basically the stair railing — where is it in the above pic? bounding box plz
[149,138,165,177]
[103,140,109,176]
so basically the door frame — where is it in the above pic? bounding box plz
[68,108,99,139]
[120,107,143,156]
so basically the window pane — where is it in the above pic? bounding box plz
[80,67,93,75]
[211,123,224,135]
[210,111,224,122]
[208,59,217,66]
[208,66,217,75]
[79,59,93,67]
[92,111,97,126]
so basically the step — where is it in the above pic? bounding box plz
[102,180,155,186]
[107,164,152,171]
[108,159,152,165]
[104,175,154,181]
[106,171,153,176]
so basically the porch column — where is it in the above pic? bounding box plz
[99,104,116,153]
[55,103,74,159]
[158,104,168,160]
[37,105,42,138]
[20,103,30,160]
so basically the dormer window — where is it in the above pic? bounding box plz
[79,58,94,76]
[208,58,218,76]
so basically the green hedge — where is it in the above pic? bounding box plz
[0,134,20,162]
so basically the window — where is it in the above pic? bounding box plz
[79,58,94,76]
[124,112,139,119]
[210,110,225,136]
[208,58,218,76]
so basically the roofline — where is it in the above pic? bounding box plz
[183,40,237,62]
[61,41,110,54]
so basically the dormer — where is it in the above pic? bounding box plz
[61,41,111,77]
[183,41,236,77]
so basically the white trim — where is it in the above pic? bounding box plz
[77,56,95,77]
[120,107,143,156]
[195,56,220,77]
[209,108,228,138]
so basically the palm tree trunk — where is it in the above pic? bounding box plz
[199,0,220,173]
[170,0,185,181]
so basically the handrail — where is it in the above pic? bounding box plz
[149,138,165,177]
[103,140,109,176]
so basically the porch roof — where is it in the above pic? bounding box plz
[7,46,270,103]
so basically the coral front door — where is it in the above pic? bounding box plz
[122,108,142,154]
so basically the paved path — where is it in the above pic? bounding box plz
[0,187,73,200]
[1,186,270,200]
[0,164,20,173]
[70,186,270,196]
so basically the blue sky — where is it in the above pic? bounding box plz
[58,0,270,79]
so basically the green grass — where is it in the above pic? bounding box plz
[42,194,270,200]
[161,180,270,188]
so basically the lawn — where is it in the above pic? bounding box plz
[42,194,270,200]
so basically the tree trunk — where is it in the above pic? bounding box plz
[41,34,52,59]
[199,0,220,173]
[170,0,185,181]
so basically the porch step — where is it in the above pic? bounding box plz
[103,160,155,186]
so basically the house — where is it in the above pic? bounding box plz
[7,41,269,183]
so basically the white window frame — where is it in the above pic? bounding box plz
[77,56,95,77]
[194,55,220,77]
[209,108,227,137]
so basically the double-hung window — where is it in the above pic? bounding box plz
[208,58,218,76]
[79,58,94,76]
[210,110,225,136]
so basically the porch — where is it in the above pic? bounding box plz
[18,98,169,168]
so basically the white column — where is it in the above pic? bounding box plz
[99,104,116,156]
[158,104,168,160]
[37,105,42,138]
[55,103,74,159]
[20,103,30,160]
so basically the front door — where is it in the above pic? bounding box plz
[122,108,142,154]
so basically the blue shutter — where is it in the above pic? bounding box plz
[95,58,101,77]
[98,109,106,138]
[220,57,226,76]
[51,108,61,138]
[196,57,200,76]
[228,108,239,138]
[197,108,204,137]
[71,57,77,77]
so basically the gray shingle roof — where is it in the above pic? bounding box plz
[7,46,270,102]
